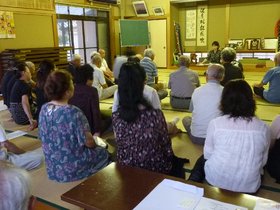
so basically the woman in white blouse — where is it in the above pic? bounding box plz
[190,79,270,193]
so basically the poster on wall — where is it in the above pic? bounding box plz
[196,5,208,46]
[186,9,196,39]
[0,11,16,39]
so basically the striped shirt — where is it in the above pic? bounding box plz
[140,57,158,85]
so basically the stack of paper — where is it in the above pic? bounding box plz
[134,179,248,210]
[254,198,280,210]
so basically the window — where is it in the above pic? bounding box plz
[56,5,109,64]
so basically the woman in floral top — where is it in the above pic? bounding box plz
[112,62,173,174]
[39,70,110,182]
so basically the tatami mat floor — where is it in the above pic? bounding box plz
[0,69,280,209]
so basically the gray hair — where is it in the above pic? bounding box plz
[221,47,236,62]
[206,64,225,81]
[92,54,102,65]
[0,161,31,210]
[143,48,155,58]
[178,55,191,67]
[90,51,99,59]
[274,51,280,66]
[25,61,35,72]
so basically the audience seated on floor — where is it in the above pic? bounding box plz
[0,124,43,170]
[98,48,115,86]
[67,54,81,81]
[90,54,117,100]
[140,48,168,100]
[0,161,33,210]
[113,48,135,83]
[182,64,224,145]
[1,59,19,109]
[266,115,280,183]
[189,79,270,193]
[253,52,280,103]
[35,60,55,119]
[112,62,186,178]
[220,47,244,86]
[39,70,110,182]
[9,62,37,130]
[69,64,111,136]
[168,55,200,109]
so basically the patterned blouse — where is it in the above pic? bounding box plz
[39,103,109,182]
[112,109,173,174]
[207,50,221,63]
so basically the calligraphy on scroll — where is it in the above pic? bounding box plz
[196,5,207,46]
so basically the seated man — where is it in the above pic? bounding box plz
[69,64,111,136]
[67,54,81,81]
[90,54,118,100]
[220,47,244,86]
[140,48,168,100]
[253,52,280,103]
[98,48,115,86]
[0,124,43,170]
[182,64,224,144]
[168,55,200,109]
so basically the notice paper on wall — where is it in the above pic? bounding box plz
[133,179,247,210]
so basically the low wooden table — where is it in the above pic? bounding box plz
[61,163,258,210]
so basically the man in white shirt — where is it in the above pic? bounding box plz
[182,64,225,144]
[168,55,200,109]
[91,54,118,100]
[98,49,115,86]
[0,124,43,170]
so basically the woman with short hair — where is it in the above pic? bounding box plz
[39,70,110,182]
[190,79,270,193]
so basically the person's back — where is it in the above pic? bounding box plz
[6,74,17,108]
[140,56,157,85]
[263,66,280,103]
[221,63,243,86]
[204,115,269,192]
[113,108,173,174]
[1,71,15,107]
[191,81,223,138]
[113,56,128,80]
[69,84,101,134]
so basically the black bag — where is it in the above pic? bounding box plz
[169,155,189,179]
[266,139,280,183]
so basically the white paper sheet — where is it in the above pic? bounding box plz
[195,197,248,210]
[6,130,27,140]
[133,179,204,210]
[254,198,280,210]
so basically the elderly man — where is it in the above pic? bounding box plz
[91,54,117,100]
[182,64,225,144]
[98,48,115,86]
[253,52,280,103]
[168,55,200,109]
[140,48,168,100]
[220,47,243,86]
[67,54,81,81]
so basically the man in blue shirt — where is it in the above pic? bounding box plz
[253,52,280,103]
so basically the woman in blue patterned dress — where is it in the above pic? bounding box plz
[39,70,110,182]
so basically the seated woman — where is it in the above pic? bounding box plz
[35,60,55,118]
[69,64,111,136]
[189,80,270,193]
[112,62,185,176]
[39,70,110,182]
[9,62,37,129]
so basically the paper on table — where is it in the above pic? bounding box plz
[6,130,27,140]
[254,198,280,210]
[133,179,204,210]
[195,197,248,210]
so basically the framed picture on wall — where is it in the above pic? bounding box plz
[153,7,164,16]
[132,1,149,17]
[245,38,261,50]
[228,39,244,50]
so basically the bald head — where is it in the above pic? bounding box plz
[178,55,191,68]
[206,64,225,82]
[274,52,280,66]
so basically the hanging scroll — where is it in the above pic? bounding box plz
[196,5,208,46]
[186,9,196,39]
[0,11,16,39]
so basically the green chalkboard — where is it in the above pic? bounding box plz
[120,19,149,47]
